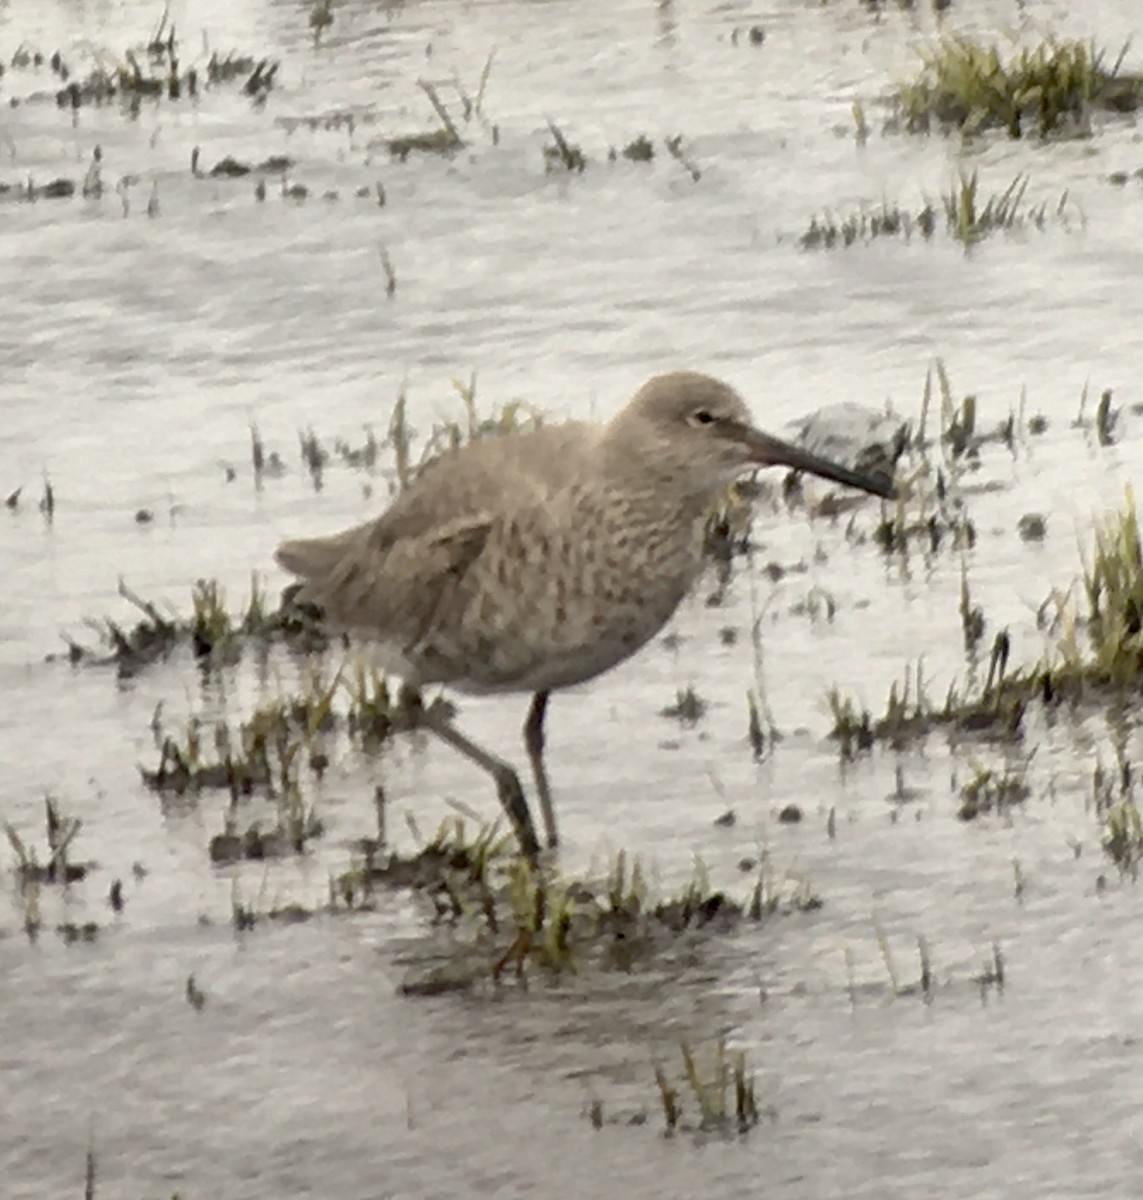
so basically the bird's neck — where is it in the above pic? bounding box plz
[599,429,721,519]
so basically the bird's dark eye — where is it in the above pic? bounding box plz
[692,409,715,426]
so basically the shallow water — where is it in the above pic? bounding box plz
[3,0,1143,1196]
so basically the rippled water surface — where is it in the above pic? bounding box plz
[4,0,1143,1196]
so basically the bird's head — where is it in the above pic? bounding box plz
[607,371,897,502]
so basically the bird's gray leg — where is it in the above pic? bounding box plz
[524,691,558,849]
[415,702,541,862]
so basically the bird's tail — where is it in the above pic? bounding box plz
[275,531,356,580]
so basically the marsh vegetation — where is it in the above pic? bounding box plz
[894,36,1143,137]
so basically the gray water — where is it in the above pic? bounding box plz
[3,0,1143,1196]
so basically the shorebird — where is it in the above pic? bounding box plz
[275,371,895,858]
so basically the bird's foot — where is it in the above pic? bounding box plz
[492,929,532,982]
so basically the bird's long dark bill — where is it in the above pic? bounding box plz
[741,427,897,499]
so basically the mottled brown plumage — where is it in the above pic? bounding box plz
[276,371,894,856]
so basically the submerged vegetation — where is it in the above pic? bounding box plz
[942,171,1077,245]
[1,11,277,110]
[800,171,1078,250]
[895,36,1143,137]
[4,797,100,942]
[1092,753,1143,879]
[5,795,89,887]
[1102,795,1143,879]
[652,1041,760,1136]
[957,757,1033,821]
[387,79,467,159]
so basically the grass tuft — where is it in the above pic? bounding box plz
[895,36,1143,137]
[800,172,1078,250]
[1103,796,1143,878]
[654,1040,760,1135]
[957,756,1034,821]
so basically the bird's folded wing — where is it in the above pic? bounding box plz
[276,514,494,645]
